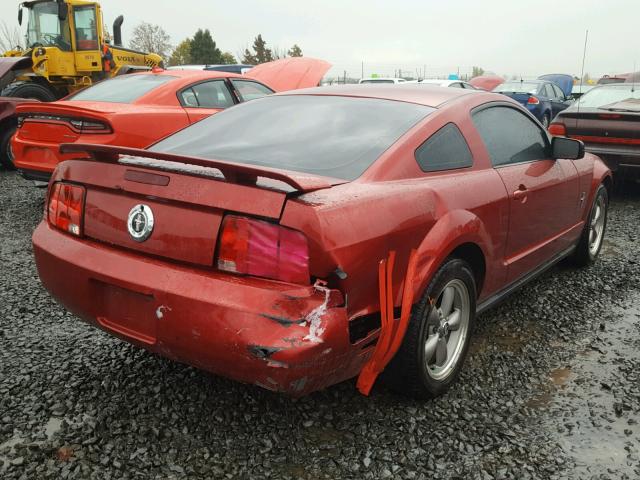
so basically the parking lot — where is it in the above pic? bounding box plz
[0,170,638,479]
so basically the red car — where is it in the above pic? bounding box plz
[33,85,611,398]
[12,58,330,181]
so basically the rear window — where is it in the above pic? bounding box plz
[69,74,176,103]
[494,82,539,94]
[576,85,640,108]
[151,95,433,180]
[360,79,395,84]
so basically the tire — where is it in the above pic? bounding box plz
[0,81,58,101]
[383,258,477,399]
[572,184,608,266]
[541,112,550,129]
[0,122,17,170]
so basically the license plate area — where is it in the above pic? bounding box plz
[91,279,157,345]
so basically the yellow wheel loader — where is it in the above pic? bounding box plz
[0,0,163,101]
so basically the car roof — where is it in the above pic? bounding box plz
[136,69,238,80]
[279,83,480,108]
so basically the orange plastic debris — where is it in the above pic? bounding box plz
[356,249,418,395]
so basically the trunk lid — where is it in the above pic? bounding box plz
[54,144,341,267]
[15,101,125,143]
[499,91,533,107]
[559,107,640,142]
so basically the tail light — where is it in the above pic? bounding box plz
[47,182,86,236]
[216,215,309,284]
[548,123,567,136]
[527,96,540,105]
[21,113,112,133]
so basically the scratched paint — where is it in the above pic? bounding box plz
[303,282,330,343]
[155,305,171,319]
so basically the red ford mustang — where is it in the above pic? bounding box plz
[33,85,611,398]
[12,58,330,181]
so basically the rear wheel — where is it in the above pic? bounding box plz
[383,258,476,399]
[0,81,58,101]
[541,112,550,129]
[0,122,17,170]
[572,184,608,266]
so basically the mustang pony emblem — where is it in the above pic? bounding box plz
[127,204,154,242]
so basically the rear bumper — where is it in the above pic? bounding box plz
[12,134,85,174]
[583,144,640,170]
[32,222,366,395]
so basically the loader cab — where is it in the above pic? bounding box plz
[23,1,72,51]
[21,1,103,73]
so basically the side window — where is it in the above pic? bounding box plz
[231,80,274,102]
[449,82,463,88]
[73,6,98,50]
[415,123,474,172]
[472,106,549,167]
[182,80,234,109]
[552,84,564,100]
[543,84,556,99]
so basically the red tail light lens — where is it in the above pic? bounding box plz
[548,123,567,136]
[217,215,310,284]
[47,182,86,236]
[527,96,540,105]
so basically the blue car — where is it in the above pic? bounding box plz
[493,78,572,127]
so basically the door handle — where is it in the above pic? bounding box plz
[513,185,528,201]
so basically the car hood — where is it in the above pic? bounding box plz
[244,57,332,92]
[538,74,573,97]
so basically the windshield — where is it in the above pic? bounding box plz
[576,85,640,108]
[493,82,539,94]
[68,74,177,103]
[151,95,434,180]
[26,2,71,51]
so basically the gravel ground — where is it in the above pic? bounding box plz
[1,169,639,480]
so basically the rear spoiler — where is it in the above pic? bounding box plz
[60,143,342,193]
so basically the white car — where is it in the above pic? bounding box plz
[358,77,407,84]
[412,79,477,89]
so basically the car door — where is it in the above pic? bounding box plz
[178,79,236,123]
[471,105,580,283]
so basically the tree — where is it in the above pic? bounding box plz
[129,22,172,62]
[288,44,303,57]
[242,34,273,65]
[169,39,191,66]
[221,51,236,64]
[190,29,223,65]
[472,66,485,78]
[0,20,23,52]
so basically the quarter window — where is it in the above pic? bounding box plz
[416,123,473,172]
[472,106,549,166]
[181,80,234,109]
[231,80,274,102]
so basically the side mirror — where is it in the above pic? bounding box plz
[552,136,585,160]
[18,7,22,25]
[57,1,67,21]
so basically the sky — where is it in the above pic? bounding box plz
[1,0,638,79]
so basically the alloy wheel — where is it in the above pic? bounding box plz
[588,194,606,256]
[423,279,471,381]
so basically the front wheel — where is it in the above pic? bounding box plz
[572,184,608,266]
[383,258,476,399]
